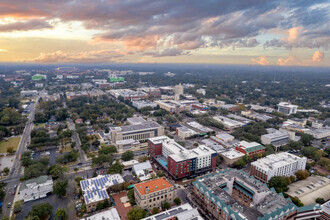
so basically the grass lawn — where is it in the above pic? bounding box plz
[0,137,21,153]
[61,144,72,153]
[34,123,45,128]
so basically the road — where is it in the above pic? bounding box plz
[1,94,41,218]
[67,119,87,164]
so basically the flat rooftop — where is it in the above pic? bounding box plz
[142,203,203,220]
[110,121,161,133]
[251,152,306,172]
[221,149,245,159]
[80,174,124,204]
[287,175,330,206]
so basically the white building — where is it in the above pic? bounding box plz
[277,102,298,115]
[250,152,307,182]
[261,129,290,147]
[142,203,203,220]
[81,208,120,220]
[196,88,206,96]
[220,149,245,165]
[176,126,196,139]
[132,100,157,109]
[213,115,244,129]
[305,128,330,139]
[20,175,53,202]
[187,121,213,133]
[20,90,38,97]
[132,161,153,181]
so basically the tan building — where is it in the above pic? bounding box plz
[134,177,176,210]
[220,149,245,165]
[109,121,164,143]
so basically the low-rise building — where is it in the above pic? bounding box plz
[250,152,306,182]
[213,115,244,129]
[134,177,176,210]
[127,116,147,125]
[235,141,265,157]
[305,128,330,139]
[287,118,307,127]
[109,89,147,100]
[20,90,38,97]
[220,149,245,165]
[66,91,89,100]
[186,121,213,133]
[176,126,196,139]
[261,129,290,147]
[20,175,53,202]
[80,174,124,212]
[80,208,120,220]
[132,100,157,109]
[142,203,203,220]
[132,161,153,181]
[241,110,273,121]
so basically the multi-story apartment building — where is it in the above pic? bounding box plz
[235,141,265,157]
[148,136,217,179]
[192,169,299,220]
[250,152,307,183]
[108,121,164,144]
[134,177,176,210]
[278,102,298,115]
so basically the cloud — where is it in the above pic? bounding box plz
[312,51,324,63]
[251,56,270,65]
[144,48,190,57]
[0,49,7,52]
[31,50,124,63]
[277,56,301,66]
[0,19,52,32]
[1,0,329,59]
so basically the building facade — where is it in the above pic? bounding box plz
[235,141,266,157]
[109,121,164,143]
[192,169,298,220]
[278,102,298,115]
[134,177,176,209]
[250,152,307,183]
[148,136,217,179]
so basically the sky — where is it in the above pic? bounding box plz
[0,0,329,66]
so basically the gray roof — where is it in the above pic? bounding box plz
[110,122,161,133]
[20,175,52,191]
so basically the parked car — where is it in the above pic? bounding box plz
[7,203,11,208]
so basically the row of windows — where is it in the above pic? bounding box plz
[123,132,150,140]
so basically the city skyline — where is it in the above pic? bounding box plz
[0,0,329,66]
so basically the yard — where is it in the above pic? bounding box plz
[0,137,21,153]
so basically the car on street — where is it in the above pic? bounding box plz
[7,203,11,208]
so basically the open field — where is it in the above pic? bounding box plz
[0,137,21,153]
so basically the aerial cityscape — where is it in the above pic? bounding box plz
[0,1,329,220]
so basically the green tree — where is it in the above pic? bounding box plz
[55,208,68,220]
[138,156,149,163]
[295,170,309,180]
[49,165,68,179]
[128,189,136,205]
[156,171,165,177]
[268,176,289,193]
[161,201,171,210]
[152,207,159,214]
[53,179,68,197]
[3,167,10,175]
[315,198,325,204]
[127,207,146,220]
[13,200,24,213]
[291,196,304,207]
[27,202,53,220]
[121,150,134,161]
[174,197,181,205]
[96,202,104,210]
[108,160,124,174]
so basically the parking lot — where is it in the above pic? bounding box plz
[32,147,57,165]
